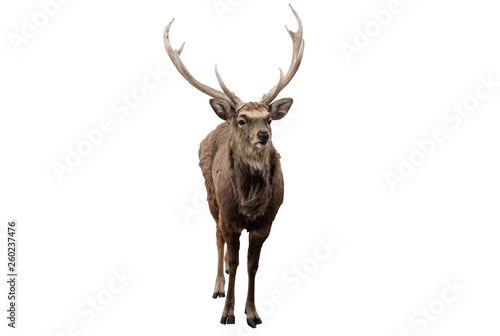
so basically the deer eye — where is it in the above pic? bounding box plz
[238,120,245,126]
[268,120,272,124]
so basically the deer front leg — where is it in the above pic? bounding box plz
[220,232,240,325]
[245,230,269,328]
[213,228,225,298]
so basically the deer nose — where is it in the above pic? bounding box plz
[258,131,269,142]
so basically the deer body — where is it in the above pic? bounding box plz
[163,5,304,328]
[199,122,284,228]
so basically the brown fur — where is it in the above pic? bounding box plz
[199,103,285,327]
[240,102,268,112]
[200,123,283,224]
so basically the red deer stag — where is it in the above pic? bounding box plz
[163,4,304,328]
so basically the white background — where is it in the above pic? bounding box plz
[1,0,500,335]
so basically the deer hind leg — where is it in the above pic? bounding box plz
[213,227,226,299]
[224,249,229,274]
[208,199,225,299]
[220,231,241,325]
[245,230,269,328]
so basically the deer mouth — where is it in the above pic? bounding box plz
[255,141,269,149]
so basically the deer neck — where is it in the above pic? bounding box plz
[228,140,273,220]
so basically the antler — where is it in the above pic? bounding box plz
[163,19,246,110]
[259,4,305,108]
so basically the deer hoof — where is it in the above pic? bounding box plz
[220,315,235,324]
[212,291,225,299]
[246,317,262,328]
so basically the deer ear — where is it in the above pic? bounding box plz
[269,98,293,120]
[210,99,233,121]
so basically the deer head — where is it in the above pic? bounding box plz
[163,4,304,151]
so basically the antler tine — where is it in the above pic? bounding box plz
[177,41,185,55]
[215,64,245,110]
[285,3,303,42]
[260,4,305,107]
[163,18,245,109]
[260,68,285,107]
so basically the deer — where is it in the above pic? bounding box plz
[163,4,304,328]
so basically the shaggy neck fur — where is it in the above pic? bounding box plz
[229,139,273,221]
